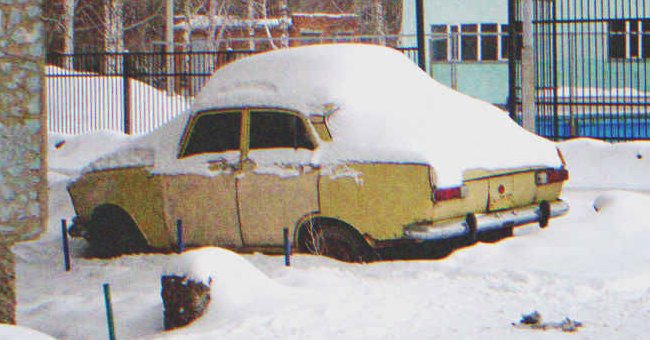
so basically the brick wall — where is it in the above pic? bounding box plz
[0,0,46,324]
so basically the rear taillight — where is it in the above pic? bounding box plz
[535,168,569,185]
[434,185,468,202]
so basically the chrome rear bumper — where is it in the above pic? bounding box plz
[403,200,569,241]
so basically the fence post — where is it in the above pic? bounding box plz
[176,220,185,254]
[103,283,116,340]
[61,219,71,272]
[521,0,537,133]
[283,228,291,267]
[507,0,518,121]
[122,53,132,135]
[415,0,427,72]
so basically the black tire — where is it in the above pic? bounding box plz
[465,213,478,244]
[539,201,551,228]
[86,205,149,258]
[479,227,514,243]
[297,220,378,263]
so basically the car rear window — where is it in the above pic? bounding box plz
[249,111,315,150]
[181,111,241,157]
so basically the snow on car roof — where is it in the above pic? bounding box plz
[191,44,561,186]
[90,44,561,187]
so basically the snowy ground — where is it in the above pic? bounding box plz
[13,136,650,339]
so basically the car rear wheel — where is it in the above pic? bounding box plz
[86,205,150,258]
[297,220,378,263]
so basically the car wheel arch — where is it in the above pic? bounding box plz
[294,215,362,244]
[87,203,150,256]
[294,215,379,261]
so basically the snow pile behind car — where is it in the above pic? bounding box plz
[558,138,650,190]
[83,44,561,187]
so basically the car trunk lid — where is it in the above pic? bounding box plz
[464,166,548,212]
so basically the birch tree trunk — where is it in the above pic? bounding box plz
[278,0,289,48]
[63,0,75,69]
[247,0,256,51]
[104,0,124,53]
[373,0,386,45]
[208,0,218,49]
[63,0,75,54]
[104,0,124,73]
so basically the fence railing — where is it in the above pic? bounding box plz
[510,0,650,141]
[46,47,418,135]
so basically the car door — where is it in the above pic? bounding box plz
[236,109,320,247]
[163,109,244,248]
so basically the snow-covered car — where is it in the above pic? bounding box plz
[67,44,569,261]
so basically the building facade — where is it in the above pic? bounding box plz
[401,0,509,104]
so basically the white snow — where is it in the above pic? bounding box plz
[0,324,56,340]
[11,131,650,339]
[48,131,133,183]
[292,12,358,19]
[87,44,561,187]
[174,15,290,31]
[558,138,650,190]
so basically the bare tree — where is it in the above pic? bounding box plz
[254,0,278,49]
[104,0,124,54]
[246,0,256,50]
[63,0,77,55]
[373,0,386,45]
[278,0,289,48]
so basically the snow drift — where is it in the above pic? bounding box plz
[0,324,56,340]
[558,138,650,190]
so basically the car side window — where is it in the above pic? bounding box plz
[181,111,241,157]
[249,111,316,150]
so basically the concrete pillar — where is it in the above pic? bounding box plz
[0,0,46,324]
[0,243,15,324]
[521,0,537,132]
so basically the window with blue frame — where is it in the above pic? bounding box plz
[430,23,510,62]
[609,19,650,59]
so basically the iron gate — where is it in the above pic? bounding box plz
[510,0,650,140]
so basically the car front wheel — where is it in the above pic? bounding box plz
[297,221,378,263]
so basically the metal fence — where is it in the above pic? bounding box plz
[510,0,650,140]
[46,46,418,135]
[46,50,255,135]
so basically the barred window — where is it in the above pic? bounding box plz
[481,23,499,61]
[431,25,448,61]
[430,23,509,62]
[609,19,648,59]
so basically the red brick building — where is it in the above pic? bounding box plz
[45,1,403,54]
[173,12,361,52]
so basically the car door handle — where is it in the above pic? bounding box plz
[207,159,234,172]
